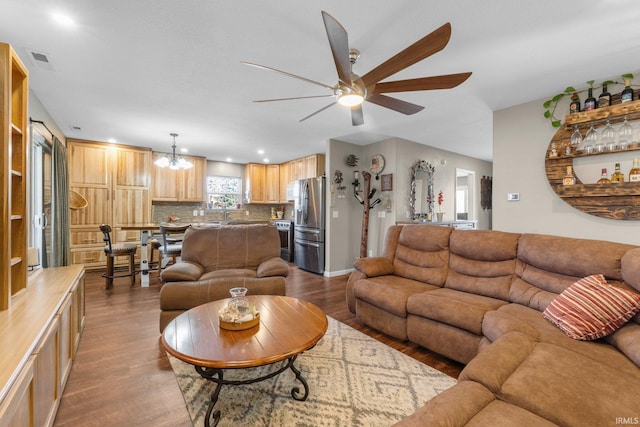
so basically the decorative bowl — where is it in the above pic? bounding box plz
[219,312,260,331]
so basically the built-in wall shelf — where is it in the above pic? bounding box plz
[545,99,640,220]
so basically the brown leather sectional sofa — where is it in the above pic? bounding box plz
[158,224,288,332]
[347,225,640,426]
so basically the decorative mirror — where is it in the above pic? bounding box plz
[455,168,475,221]
[409,160,435,220]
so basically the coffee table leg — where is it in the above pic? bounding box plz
[194,356,309,425]
[288,358,309,401]
[195,366,223,427]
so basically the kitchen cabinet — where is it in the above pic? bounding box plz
[545,99,640,220]
[279,162,292,203]
[304,154,325,179]
[68,139,151,269]
[0,43,29,310]
[265,164,280,203]
[245,163,281,204]
[151,152,206,202]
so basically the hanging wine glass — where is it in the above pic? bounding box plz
[599,119,614,152]
[584,124,597,153]
[618,116,633,150]
[570,125,582,146]
[570,125,583,153]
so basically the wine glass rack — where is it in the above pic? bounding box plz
[545,98,640,220]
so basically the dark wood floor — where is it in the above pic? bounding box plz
[53,265,462,426]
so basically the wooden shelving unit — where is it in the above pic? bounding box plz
[1,42,29,309]
[545,99,640,220]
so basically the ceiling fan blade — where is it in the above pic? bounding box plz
[242,61,335,90]
[321,11,352,86]
[299,102,337,122]
[254,94,335,103]
[372,72,472,93]
[360,22,452,88]
[351,106,364,126]
[366,94,424,115]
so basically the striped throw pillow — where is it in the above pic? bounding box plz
[543,274,640,340]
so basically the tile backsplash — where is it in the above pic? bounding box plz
[152,202,294,224]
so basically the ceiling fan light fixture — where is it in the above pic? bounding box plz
[338,93,364,107]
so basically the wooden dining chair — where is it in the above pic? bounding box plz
[99,224,138,289]
[158,224,191,274]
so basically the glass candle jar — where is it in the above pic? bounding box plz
[229,287,249,315]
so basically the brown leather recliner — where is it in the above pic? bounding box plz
[158,223,289,332]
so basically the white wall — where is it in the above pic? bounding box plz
[325,137,492,275]
[493,99,640,244]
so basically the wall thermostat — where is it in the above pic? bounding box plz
[507,193,520,201]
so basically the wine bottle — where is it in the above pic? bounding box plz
[584,87,597,111]
[598,84,612,108]
[611,163,625,183]
[621,79,634,103]
[597,168,612,184]
[629,158,640,182]
[569,92,581,114]
[563,166,575,186]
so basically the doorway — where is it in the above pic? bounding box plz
[31,131,52,268]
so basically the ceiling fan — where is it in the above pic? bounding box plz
[242,11,472,126]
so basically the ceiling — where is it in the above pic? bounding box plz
[2,1,640,164]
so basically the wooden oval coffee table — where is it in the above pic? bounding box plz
[162,295,328,427]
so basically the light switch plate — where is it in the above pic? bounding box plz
[332,210,339,218]
[507,193,520,201]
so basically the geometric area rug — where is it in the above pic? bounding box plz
[167,316,457,426]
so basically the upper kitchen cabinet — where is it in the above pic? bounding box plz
[0,42,28,309]
[151,152,206,202]
[304,154,325,179]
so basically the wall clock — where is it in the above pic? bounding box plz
[370,154,385,179]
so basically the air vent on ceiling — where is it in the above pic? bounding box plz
[25,48,55,71]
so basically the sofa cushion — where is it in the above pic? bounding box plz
[181,224,281,272]
[408,288,507,335]
[354,276,439,318]
[510,233,635,312]
[392,225,451,286]
[256,257,290,277]
[543,274,640,340]
[445,230,519,301]
[482,304,640,373]
[622,247,640,292]
[461,331,640,427]
[605,322,640,367]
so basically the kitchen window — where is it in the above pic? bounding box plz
[207,175,242,210]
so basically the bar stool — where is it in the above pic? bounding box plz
[158,224,190,274]
[99,224,138,289]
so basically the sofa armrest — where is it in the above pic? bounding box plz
[257,257,290,278]
[354,257,394,277]
[160,261,204,282]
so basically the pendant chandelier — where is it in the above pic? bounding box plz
[154,133,193,170]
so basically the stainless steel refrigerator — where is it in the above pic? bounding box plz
[294,176,325,274]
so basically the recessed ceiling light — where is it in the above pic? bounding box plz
[51,12,75,27]
[107,138,117,143]
[257,149,265,155]
[263,158,270,163]
[180,148,188,153]
[226,157,232,162]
